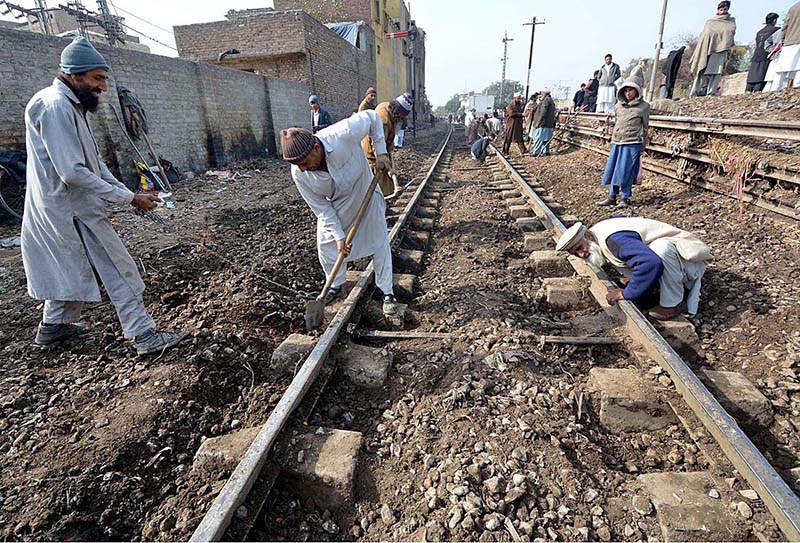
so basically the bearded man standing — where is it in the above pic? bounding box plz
[358,87,377,112]
[690,1,737,97]
[556,219,712,320]
[22,37,185,354]
[361,92,413,198]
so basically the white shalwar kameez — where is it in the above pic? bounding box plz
[291,110,394,294]
[766,43,800,91]
[597,64,617,113]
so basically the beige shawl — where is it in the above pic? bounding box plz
[784,3,800,47]
[690,14,737,75]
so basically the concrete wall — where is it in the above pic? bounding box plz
[0,27,309,184]
[174,9,376,122]
[719,72,748,96]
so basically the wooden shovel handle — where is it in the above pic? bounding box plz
[317,169,383,300]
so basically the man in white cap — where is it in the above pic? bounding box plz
[21,37,185,354]
[361,92,413,198]
[309,94,333,133]
[555,217,712,320]
[282,111,400,316]
[503,92,527,155]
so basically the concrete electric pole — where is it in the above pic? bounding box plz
[649,0,668,101]
[522,17,545,100]
[500,31,513,109]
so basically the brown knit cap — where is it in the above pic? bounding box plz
[281,128,315,164]
[366,87,376,96]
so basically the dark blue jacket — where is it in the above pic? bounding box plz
[606,231,664,301]
[471,137,491,160]
[312,107,333,132]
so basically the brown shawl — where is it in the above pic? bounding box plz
[784,3,800,47]
[690,14,737,75]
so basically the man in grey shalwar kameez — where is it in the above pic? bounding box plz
[282,111,400,316]
[22,37,185,355]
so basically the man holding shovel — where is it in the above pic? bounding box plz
[282,109,400,323]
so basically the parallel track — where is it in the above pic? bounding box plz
[491,144,800,541]
[190,127,454,541]
[555,112,800,220]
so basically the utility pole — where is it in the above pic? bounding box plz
[96,0,124,46]
[522,17,545,100]
[0,0,51,34]
[649,0,668,101]
[500,31,513,109]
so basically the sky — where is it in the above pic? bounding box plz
[2,0,798,106]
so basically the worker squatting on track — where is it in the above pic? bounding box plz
[361,92,414,198]
[21,37,186,355]
[556,218,713,321]
[281,113,401,317]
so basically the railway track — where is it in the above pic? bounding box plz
[185,127,799,542]
[555,112,800,220]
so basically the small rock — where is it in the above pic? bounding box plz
[381,503,396,526]
[484,476,506,495]
[512,473,527,486]
[451,485,469,497]
[360,517,371,530]
[511,447,528,462]
[350,525,363,538]
[633,495,654,516]
[297,450,305,463]
[708,489,721,499]
[485,517,501,531]
[235,506,248,519]
[448,507,463,530]
[737,501,753,519]
[739,489,759,500]
[461,515,475,532]
[322,520,339,534]
[623,524,636,537]
[597,525,612,542]
[584,488,598,503]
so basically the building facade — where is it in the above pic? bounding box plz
[173,9,376,123]
[273,0,426,111]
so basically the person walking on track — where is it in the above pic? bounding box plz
[282,112,401,316]
[22,37,185,354]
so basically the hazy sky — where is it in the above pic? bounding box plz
[3,0,798,105]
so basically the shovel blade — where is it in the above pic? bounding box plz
[304,299,325,331]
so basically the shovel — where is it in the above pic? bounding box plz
[384,173,413,201]
[304,170,383,331]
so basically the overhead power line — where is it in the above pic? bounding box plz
[108,0,172,35]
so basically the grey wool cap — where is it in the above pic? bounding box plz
[60,37,110,74]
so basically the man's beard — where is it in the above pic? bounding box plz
[74,86,100,112]
[587,241,607,268]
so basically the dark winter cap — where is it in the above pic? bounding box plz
[717,1,730,9]
[281,128,316,164]
[60,37,110,74]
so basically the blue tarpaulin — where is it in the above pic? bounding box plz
[327,22,359,46]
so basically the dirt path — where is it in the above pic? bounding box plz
[0,127,446,541]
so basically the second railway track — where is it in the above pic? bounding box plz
[184,127,799,542]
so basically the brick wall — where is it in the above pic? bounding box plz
[272,0,372,24]
[174,9,376,123]
[0,27,309,184]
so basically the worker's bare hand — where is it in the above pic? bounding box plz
[375,154,393,177]
[337,239,352,257]
[606,288,624,306]
[131,193,161,212]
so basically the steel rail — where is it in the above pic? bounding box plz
[190,127,454,542]
[555,132,800,221]
[559,121,800,188]
[491,145,800,541]
[561,111,800,142]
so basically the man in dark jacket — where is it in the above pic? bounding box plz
[309,95,333,133]
[661,47,686,99]
[572,84,586,112]
[747,13,780,92]
[585,72,600,112]
[531,89,556,157]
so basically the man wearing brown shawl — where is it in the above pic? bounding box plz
[502,92,527,155]
[690,1,736,97]
[358,87,377,112]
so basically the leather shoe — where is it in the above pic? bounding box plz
[648,304,684,320]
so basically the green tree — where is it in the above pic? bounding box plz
[437,93,461,115]
[482,80,524,110]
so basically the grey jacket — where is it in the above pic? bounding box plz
[21,78,142,301]
[598,62,622,86]
[532,95,556,129]
[612,80,650,145]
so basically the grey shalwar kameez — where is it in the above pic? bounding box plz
[22,79,155,338]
